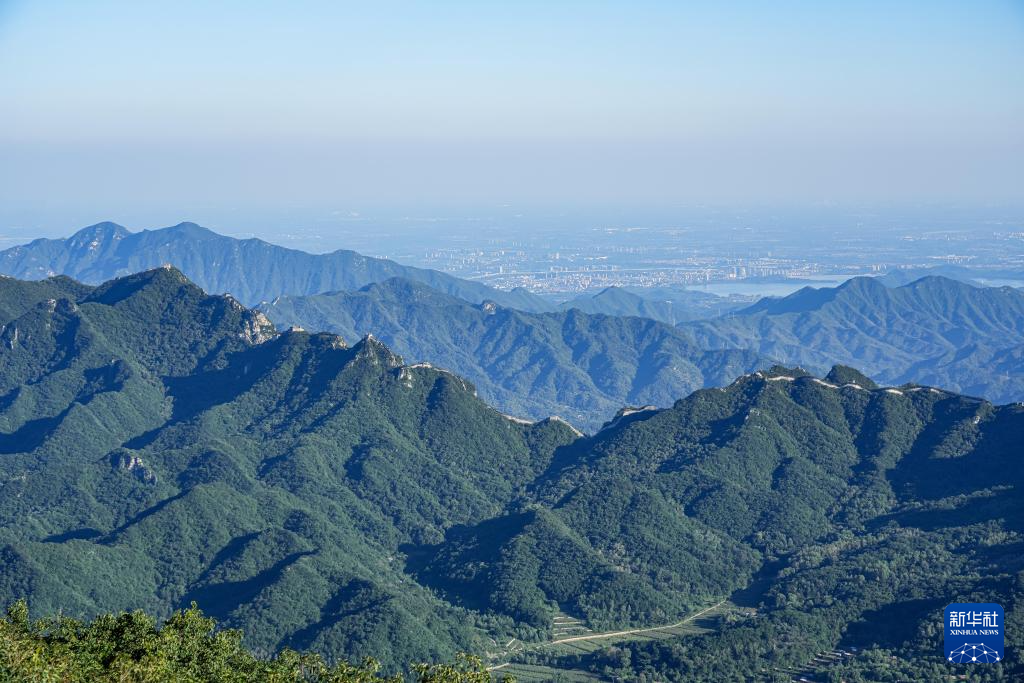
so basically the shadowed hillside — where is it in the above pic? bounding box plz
[260,277,768,430]
[685,275,1024,404]
[0,271,1021,680]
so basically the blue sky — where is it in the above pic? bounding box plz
[0,0,1022,225]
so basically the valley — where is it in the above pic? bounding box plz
[490,601,730,681]
[4,4,1021,679]
[0,267,1019,680]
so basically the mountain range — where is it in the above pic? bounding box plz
[874,264,1023,288]
[0,267,577,670]
[559,286,750,324]
[464,363,1024,680]
[260,278,767,430]
[684,275,1024,405]
[15,223,1024,412]
[0,268,1021,680]
[0,221,551,312]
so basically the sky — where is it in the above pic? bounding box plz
[0,1,1022,232]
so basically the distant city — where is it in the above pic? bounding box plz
[2,205,1022,301]
[326,207,1024,300]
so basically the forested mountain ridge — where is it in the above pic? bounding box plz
[684,275,1024,405]
[259,277,768,430]
[0,267,579,671]
[0,221,552,311]
[0,270,1021,681]
[471,365,1023,680]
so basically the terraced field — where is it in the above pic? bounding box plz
[490,662,604,682]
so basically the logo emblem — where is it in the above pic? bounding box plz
[944,603,1003,663]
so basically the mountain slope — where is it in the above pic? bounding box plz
[684,275,1024,404]
[0,268,577,671]
[875,265,984,287]
[421,366,1024,679]
[259,278,768,430]
[0,221,553,311]
[560,286,747,324]
[1,270,1021,680]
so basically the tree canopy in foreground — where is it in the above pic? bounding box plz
[0,600,501,683]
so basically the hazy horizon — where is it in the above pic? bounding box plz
[2,0,1022,228]
[3,202,1024,256]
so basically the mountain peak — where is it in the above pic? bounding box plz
[362,277,446,302]
[541,415,584,438]
[838,275,879,287]
[736,276,888,316]
[353,333,403,368]
[593,286,644,304]
[150,263,191,282]
[164,222,219,239]
[901,274,976,292]
[824,365,879,389]
[66,221,131,247]
[736,284,838,314]
[84,265,201,307]
[836,275,887,294]
[763,365,812,380]
[76,220,130,235]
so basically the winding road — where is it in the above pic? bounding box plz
[487,599,727,671]
[548,599,726,645]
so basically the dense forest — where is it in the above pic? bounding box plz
[0,269,1020,680]
[260,277,765,429]
[685,275,1024,405]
